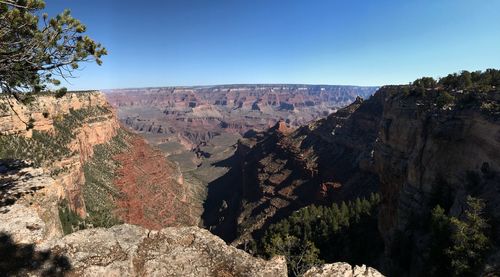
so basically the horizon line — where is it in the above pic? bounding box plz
[100,83,383,92]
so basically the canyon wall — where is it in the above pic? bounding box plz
[105,85,378,150]
[0,92,120,242]
[203,94,385,245]
[374,87,500,274]
[0,92,113,137]
[202,85,500,275]
[0,92,199,245]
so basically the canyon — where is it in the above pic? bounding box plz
[202,94,384,245]
[105,85,378,149]
[1,76,499,276]
[105,85,378,209]
[200,83,500,275]
[0,91,382,276]
[3,1,498,275]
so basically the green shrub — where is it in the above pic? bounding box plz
[264,235,322,276]
[0,102,9,112]
[55,87,68,98]
[413,77,437,88]
[436,91,455,108]
[447,197,490,276]
[26,118,35,130]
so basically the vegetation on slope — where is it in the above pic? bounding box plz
[0,106,112,167]
[81,129,130,229]
[256,193,383,276]
[58,129,130,234]
[427,196,490,276]
[58,199,85,235]
[401,69,500,116]
[388,194,493,277]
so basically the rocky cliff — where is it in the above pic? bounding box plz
[0,91,113,137]
[203,81,500,275]
[374,86,500,275]
[0,92,199,244]
[203,94,384,245]
[0,92,120,242]
[304,263,383,277]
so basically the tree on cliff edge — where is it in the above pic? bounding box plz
[0,0,106,99]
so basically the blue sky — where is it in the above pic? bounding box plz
[45,0,500,90]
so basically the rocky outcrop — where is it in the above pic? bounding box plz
[0,91,111,137]
[0,92,120,214]
[0,161,60,244]
[0,93,121,243]
[0,92,200,244]
[1,224,287,276]
[304,263,384,277]
[203,94,384,244]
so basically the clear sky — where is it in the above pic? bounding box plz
[45,0,500,90]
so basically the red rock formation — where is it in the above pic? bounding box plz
[0,92,200,242]
[271,120,293,135]
[113,135,200,229]
[317,182,342,199]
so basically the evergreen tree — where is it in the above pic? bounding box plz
[260,195,383,276]
[446,196,490,276]
[413,77,437,88]
[0,0,106,98]
[340,201,350,227]
[427,205,452,276]
[263,234,322,277]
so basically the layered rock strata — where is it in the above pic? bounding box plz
[203,95,384,245]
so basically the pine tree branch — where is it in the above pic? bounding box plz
[0,0,28,9]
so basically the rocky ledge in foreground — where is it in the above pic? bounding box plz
[1,224,286,276]
[304,263,384,277]
[0,223,384,276]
